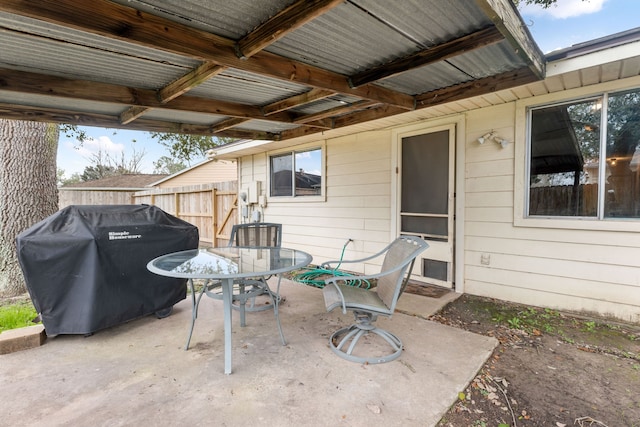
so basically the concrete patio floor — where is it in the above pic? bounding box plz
[0,279,497,427]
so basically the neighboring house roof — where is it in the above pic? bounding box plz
[61,174,168,190]
[546,27,640,61]
[0,1,543,143]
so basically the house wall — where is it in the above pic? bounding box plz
[239,131,394,276]
[155,160,237,188]
[238,79,640,323]
[464,99,640,323]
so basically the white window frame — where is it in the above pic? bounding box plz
[266,141,326,203]
[514,76,640,233]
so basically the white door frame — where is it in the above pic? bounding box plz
[391,116,466,293]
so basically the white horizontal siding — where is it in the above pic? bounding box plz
[465,279,640,322]
[239,130,394,275]
[464,102,640,322]
[232,76,640,322]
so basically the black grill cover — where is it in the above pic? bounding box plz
[16,204,199,335]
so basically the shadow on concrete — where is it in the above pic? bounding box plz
[0,279,496,426]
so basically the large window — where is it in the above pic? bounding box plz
[527,88,640,219]
[270,148,322,197]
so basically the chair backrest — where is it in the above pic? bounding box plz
[376,235,429,312]
[228,223,282,248]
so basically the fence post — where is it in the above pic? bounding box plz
[174,192,180,218]
[211,188,217,247]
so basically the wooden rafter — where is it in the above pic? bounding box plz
[0,102,278,140]
[280,67,540,141]
[292,100,379,124]
[415,67,539,107]
[158,62,227,103]
[119,62,227,125]
[0,67,539,141]
[236,0,344,59]
[120,106,149,125]
[262,89,336,116]
[0,0,545,142]
[348,26,504,88]
[0,68,289,125]
[210,118,251,133]
[0,0,414,110]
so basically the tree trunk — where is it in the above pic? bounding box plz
[0,120,59,298]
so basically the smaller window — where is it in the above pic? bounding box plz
[270,148,322,197]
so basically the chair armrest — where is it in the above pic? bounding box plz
[320,251,383,269]
[322,280,347,314]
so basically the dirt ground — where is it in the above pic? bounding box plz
[429,294,640,427]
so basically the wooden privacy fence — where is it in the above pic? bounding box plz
[133,181,237,247]
[59,188,139,208]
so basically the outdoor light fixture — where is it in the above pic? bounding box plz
[476,131,495,145]
[476,131,510,148]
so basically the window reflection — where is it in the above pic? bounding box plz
[270,148,322,197]
[605,90,640,218]
[528,88,640,219]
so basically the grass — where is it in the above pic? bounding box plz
[0,301,40,333]
[472,298,639,351]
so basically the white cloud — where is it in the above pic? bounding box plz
[58,135,126,176]
[520,0,606,19]
[66,135,124,159]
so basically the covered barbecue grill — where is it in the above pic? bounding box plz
[16,204,199,336]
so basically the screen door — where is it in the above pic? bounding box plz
[400,127,455,288]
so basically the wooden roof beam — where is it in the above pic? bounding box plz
[262,88,336,116]
[0,102,279,139]
[293,100,379,124]
[415,67,539,107]
[0,0,414,110]
[0,68,299,127]
[279,67,539,141]
[348,26,504,88]
[236,0,345,59]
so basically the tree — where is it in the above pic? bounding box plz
[0,119,59,297]
[58,169,82,186]
[513,0,581,7]
[78,146,148,182]
[150,133,234,165]
[153,156,187,175]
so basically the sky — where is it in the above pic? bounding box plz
[56,0,640,179]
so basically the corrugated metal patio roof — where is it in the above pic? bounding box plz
[0,0,544,142]
[209,27,640,159]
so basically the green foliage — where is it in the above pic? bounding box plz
[513,0,575,7]
[153,156,187,175]
[0,302,39,333]
[583,321,597,332]
[149,133,235,164]
[60,172,83,186]
[81,164,118,181]
[59,124,89,143]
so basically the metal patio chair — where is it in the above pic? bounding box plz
[322,235,429,364]
[185,223,284,350]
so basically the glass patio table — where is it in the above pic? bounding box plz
[147,246,312,374]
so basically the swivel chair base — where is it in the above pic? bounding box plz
[329,320,403,364]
